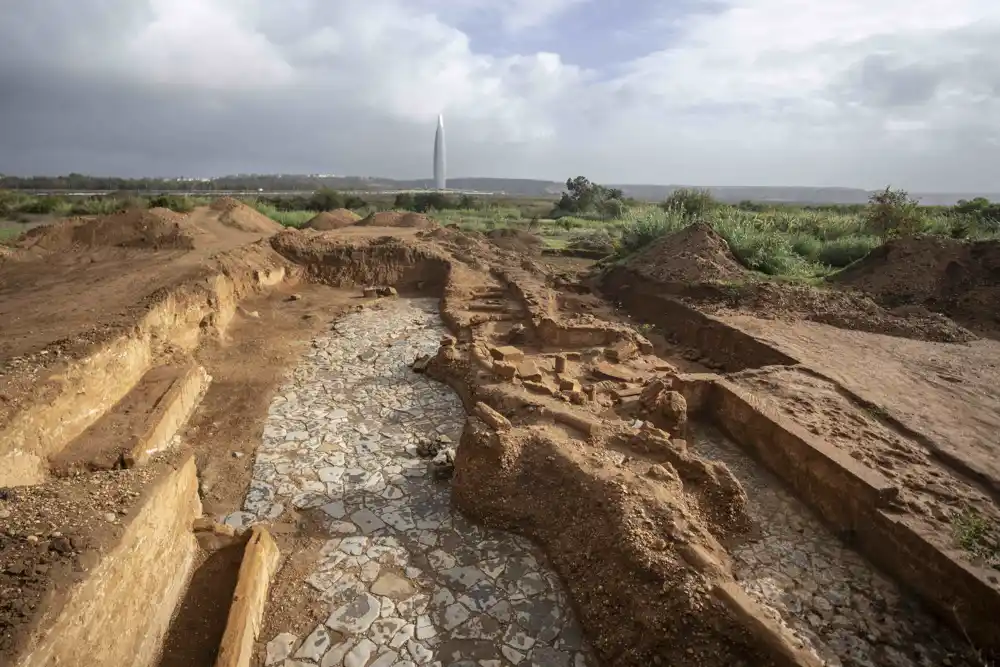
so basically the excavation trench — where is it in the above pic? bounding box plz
[232,297,595,667]
[687,424,978,667]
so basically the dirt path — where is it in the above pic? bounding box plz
[689,424,979,667]
[234,298,594,667]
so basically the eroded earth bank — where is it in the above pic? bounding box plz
[1,205,998,667]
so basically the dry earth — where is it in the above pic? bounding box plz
[0,212,998,667]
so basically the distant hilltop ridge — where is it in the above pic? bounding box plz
[1,173,996,206]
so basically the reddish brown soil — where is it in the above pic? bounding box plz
[5,212,1000,666]
[722,314,1000,494]
[626,222,747,283]
[485,227,543,255]
[15,208,195,252]
[355,211,435,228]
[731,366,1000,554]
[0,453,182,661]
[186,282,362,518]
[829,236,1000,335]
[302,209,362,230]
[690,280,976,343]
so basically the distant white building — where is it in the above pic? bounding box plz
[433,114,446,191]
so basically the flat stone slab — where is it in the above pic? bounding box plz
[245,299,595,667]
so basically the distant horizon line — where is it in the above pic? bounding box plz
[3,173,1000,195]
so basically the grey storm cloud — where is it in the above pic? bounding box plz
[2,0,1000,190]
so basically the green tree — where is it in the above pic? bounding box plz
[660,188,717,218]
[597,197,626,219]
[393,192,416,210]
[555,176,610,214]
[864,186,923,240]
[308,188,344,212]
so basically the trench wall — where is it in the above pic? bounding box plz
[602,268,795,371]
[701,379,1000,654]
[0,256,286,487]
[13,455,202,667]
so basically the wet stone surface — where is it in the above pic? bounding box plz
[690,425,980,667]
[236,299,595,667]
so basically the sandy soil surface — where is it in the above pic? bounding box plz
[186,282,365,519]
[3,215,997,667]
[829,235,1000,337]
[723,315,1000,494]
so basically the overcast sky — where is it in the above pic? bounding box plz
[1,0,999,190]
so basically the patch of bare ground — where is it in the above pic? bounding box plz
[730,366,1000,567]
[0,452,182,662]
[3,217,995,667]
[302,209,362,230]
[829,235,1000,337]
[186,282,363,518]
[722,315,1000,496]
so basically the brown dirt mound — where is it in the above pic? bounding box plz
[356,211,435,228]
[16,208,196,252]
[210,199,283,234]
[691,280,977,343]
[485,228,543,255]
[830,236,1000,333]
[626,222,746,283]
[303,209,361,231]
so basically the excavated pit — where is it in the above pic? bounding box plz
[4,223,999,667]
[231,297,597,667]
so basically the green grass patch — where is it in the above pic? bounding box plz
[251,202,315,228]
[953,507,1000,568]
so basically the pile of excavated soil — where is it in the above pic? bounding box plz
[691,280,976,343]
[210,197,284,234]
[15,208,197,252]
[356,211,435,228]
[302,209,361,231]
[485,227,543,255]
[626,222,746,283]
[830,236,1000,332]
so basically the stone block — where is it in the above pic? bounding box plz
[489,345,524,363]
[516,360,542,382]
[474,402,512,431]
[493,361,517,380]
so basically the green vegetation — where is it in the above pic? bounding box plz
[3,181,1000,280]
[953,507,1000,568]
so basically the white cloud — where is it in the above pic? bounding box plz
[1,0,999,189]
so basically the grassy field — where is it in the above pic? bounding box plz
[3,189,998,281]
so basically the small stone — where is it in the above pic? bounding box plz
[344,638,377,667]
[288,293,303,301]
[50,536,73,554]
[474,402,511,431]
[554,355,567,373]
[26,535,39,545]
[103,513,117,523]
[265,632,297,665]
[294,625,331,661]
[232,451,244,459]
[411,355,431,373]
[489,345,524,363]
[493,361,517,380]
[327,593,381,634]
[371,572,415,598]
[516,360,542,382]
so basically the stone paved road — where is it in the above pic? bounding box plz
[691,425,979,667]
[231,299,594,667]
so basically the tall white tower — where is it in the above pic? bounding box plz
[433,114,446,191]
